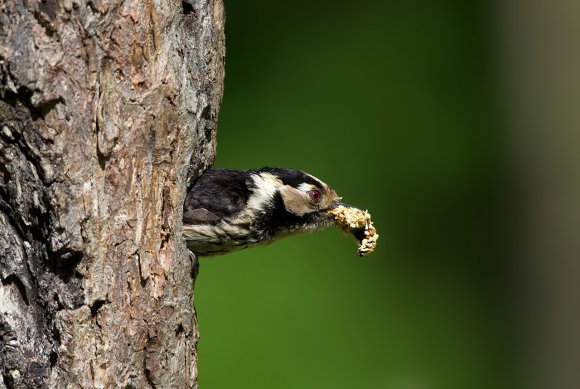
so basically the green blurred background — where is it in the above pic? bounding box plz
[196,1,515,388]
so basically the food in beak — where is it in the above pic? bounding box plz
[328,205,378,256]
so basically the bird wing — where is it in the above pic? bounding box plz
[183,168,251,225]
[183,208,222,225]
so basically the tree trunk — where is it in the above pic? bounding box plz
[0,0,224,387]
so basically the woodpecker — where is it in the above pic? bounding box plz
[183,167,356,256]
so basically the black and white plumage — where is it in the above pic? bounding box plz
[183,168,344,256]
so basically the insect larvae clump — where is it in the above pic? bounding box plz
[328,206,379,256]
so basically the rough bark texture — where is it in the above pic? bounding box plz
[0,0,224,387]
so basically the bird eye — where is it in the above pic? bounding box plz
[308,190,322,202]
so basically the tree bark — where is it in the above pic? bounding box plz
[0,0,224,387]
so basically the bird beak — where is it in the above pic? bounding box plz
[316,200,346,222]
[327,199,352,210]
[323,200,368,243]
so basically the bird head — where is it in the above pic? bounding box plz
[254,168,345,235]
